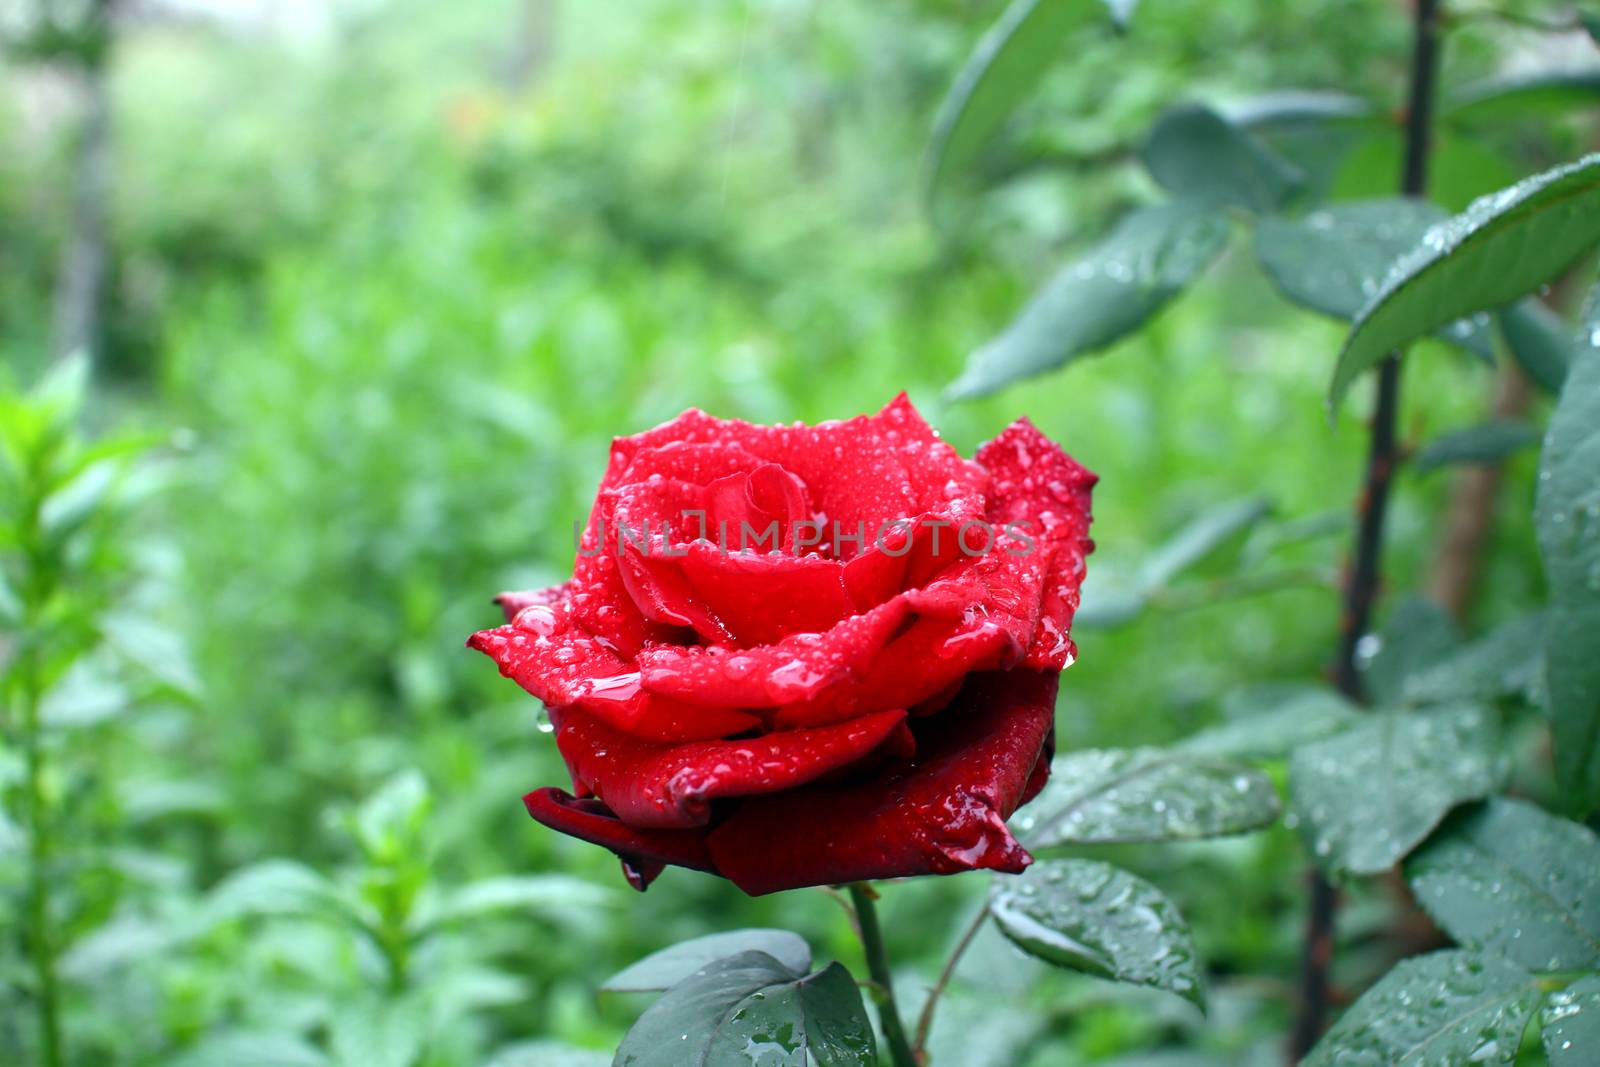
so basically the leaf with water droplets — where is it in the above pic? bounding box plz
[1289,703,1501,876]
[1255,199,1495,360]
[1500,300,1573,393]
[1329,153,1600,410]
[1304,950,1539,1067]
[612,951,876,1067]
[925,0,1114,206]
[1360,596,1461,707]
[947,201,1231,399]
[1543,973,1600,1067]
[1401,612,1548,708]
[602,929,812,993]
[989,859,1204,1008]
[1413,420,1540,473]
[1536,283,1600,815]
[1406,797,1600,972]
[1139,104,1303,212]
[1014,748,1279,847]
[1179,685,1360,758]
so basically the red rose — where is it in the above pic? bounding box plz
[469,395,1094,894]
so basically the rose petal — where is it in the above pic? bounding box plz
[522,788,716,889]
[493,583,569,624]
[704,670,1059,895]
[674,544,853,647]
[552,707,909,828]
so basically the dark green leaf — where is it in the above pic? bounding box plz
[1330,153,1600,410]
[1179,686,1360,758]
[1255,200,1494,360]
[613,951,876,1067]
[1360,596,1461,706]
[1139,104,1302,212]
[1138,495,1272,588]
[1413,420,1540,473]
[925,0,1109,203]
[1224,92,1383,206]
[1586,12,1600,45]
[1536,285,1600,813]
[947,202,1230,399]
[1500,300,1573,393]
[1401,612,1548,707]
[1445,71,1600,125]
[1304,950,1539,1067]
[602,929,812,994]
[1222,90,1374,128]
[1406,798,1600,972]
[1289,703,1500,876]
[989,859,1204,1008]
[1013,748,1280,846]
[1543,974,1600,1067]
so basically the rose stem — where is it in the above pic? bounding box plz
[912,901,990,1054]
[1289,0,1443,1059]
[847,883,919,1067]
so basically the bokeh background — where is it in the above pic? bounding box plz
[1,1,1595,1064]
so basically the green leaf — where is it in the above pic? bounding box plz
[612,951,876,1067]
[1537,286,1600,813]
[1304,950,1539,1067]
[1413,420,1540,473]
[329,995,424,1067]
[925,0,1110,204]
[1330,153,1600,410]
[1179,686,1360,758]
[1289,704,1500,876]
[1445,71,1600,125]
[602,929,812,994]
[1255,200,1495,360]
[947,202,1230,399]
[1138,495,1272,588]
[1401,612,1548,707]
[1013,747,1279,847]
[1543,974,1600,1067]
[989,859,1204,1008]
[413,874,613,934]
[1360,596,1461,706]
[1139,104,1303,212]
[205,859,370,931]
[1500,300,1574,393]
[1586,12,1600,46]
[169,1032,333,1067]
[1407,798,1600,972]
[347,768,431,862]
[1222,90,1374,128]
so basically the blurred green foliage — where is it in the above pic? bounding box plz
[0,0,1593,1063]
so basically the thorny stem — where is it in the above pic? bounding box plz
[1292,0,1443,1059]
[847,884,919,1067]
[913,902,991,1054]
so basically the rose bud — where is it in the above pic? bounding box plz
[469,394,1095,894]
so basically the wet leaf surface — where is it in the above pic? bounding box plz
[1542,974,1600,1067]
[990,859,1204,1008]
[948,202,1230,399]
[603,929,812,993]
[1139,104,1302,212]
[1330,153,1600,410]
[1289,703,1500,876]
[1500,300,1574,392]
[1304,950,1539,1067]
[613,950,875,1067]
[1014,747,1279,846]
[1407,797,1600,972]
[1359,596,1460,707]
[1255,199,1495,359]
[1536,285,1600,814]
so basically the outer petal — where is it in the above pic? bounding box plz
[704,670,1059,895]
[521,789,716,890]
[552,707,910,828]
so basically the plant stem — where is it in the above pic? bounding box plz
[1291,0,1443,1060]
[19,644,64,1067]
[847,884,919,1067]
[913,902,990,1054]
